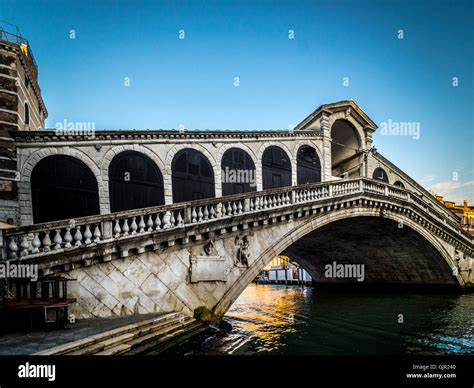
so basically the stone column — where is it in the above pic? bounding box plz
[320,113,332,181]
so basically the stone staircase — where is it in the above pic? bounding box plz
[34,312,203,355]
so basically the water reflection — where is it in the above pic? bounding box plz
[165,284,474,355]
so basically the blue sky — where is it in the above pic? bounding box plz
[1,0,473,202]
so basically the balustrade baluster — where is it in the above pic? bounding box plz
[42,231,51,251]
[54,229,63,250]
[114,220,121,237]
[154,214,162,230]
[130,217,138,234]
[74,226,82,246]
[163,211,172,228]
[177,211,184,226]
[64,228,73,248]
[122,219,130,235]
[9,237,18,258]
[32,233,41,253]
[146,215,153,231]
[93,225,101,243]
[138,216,146,233]
[84,225,92,245]
[20,235,29,256]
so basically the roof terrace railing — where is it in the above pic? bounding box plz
[0,21,38,73]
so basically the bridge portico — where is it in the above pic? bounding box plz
[15,100,386,226]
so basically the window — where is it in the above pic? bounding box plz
[24,102,30,126]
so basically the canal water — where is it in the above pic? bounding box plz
[166,284,474,355]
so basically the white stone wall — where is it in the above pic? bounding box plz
[60,205,470,319]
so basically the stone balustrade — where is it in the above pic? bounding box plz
[2,178,472,261]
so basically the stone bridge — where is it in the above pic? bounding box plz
[1,100,473,319]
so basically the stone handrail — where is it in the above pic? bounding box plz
[373,152,461,225]
[3,178,472,260]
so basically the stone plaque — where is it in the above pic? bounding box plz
[190,255,226,283]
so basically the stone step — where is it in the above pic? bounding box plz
[66,316,187,355]
[125,318,195,348]
[68,332,138,355]
[94,317,196,356]
[34,312,184,356]
[126,321,205,355]
[93,343,132,356]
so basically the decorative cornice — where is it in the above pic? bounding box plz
[14,129,324,144]
[295,100,378,131]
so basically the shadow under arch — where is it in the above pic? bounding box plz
[213,210,458,316]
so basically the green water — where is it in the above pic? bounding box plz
[168,284,474,355]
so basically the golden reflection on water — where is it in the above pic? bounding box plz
[225,284,309,352]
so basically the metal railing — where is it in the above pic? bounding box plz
[0,20,38,74]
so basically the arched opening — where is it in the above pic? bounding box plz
[221,148,256,196]
[109,151,165,212]
[394,181,405,189]
[262,146,292,189]
[24,102,29,126]
[31,155,99,223]
[172,149,215,203]
[297,145,321,184]
[330,120,362,179]
[373,167,389,183]
[283,217,454,285]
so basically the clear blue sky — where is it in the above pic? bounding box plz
[1,0,473,202]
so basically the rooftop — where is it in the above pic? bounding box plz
[0,20,38,80]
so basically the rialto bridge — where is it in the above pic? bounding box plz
[1,100,473,319]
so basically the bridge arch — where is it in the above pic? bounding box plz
[296,144,322,184]
[373,167,390,183]
[171,148,216,203]
[101,144,165,212]
[31,155,100,223]
[394,180,405,188]
[165,144,220,203]
[220,147,257,196]
[330,118,363,179]
[257,142,295,187]
[108,151,165,212]
[214,207,458,316]
[260,145,293,189]
[19,147,105,226]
